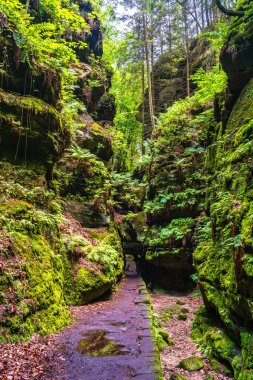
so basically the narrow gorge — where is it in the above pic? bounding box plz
[0,0,253,379]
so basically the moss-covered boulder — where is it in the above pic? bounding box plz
[140,93,210,289]
[192,308,241,377]
[179,356,204,371]
[0,195,72,341]
[194,80,253,372]
[0,0,123,345]
[170,373,188,380]
[204,375,214,380]
[193,78,253,377]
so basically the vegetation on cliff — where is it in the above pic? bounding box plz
[1,0,253,379]
[0,0,124,342]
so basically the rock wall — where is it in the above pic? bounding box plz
[137,38,215,290]
[142,1,253,376]
[135,2,253,377]
[0,0,123,342]
[193,4,253,377]
[142,38,215,139]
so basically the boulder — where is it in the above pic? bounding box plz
[65,199,110,228]
[179,356,204,371]
[75,113,113,161]
[96,93,116,122]
[170,373,187,380]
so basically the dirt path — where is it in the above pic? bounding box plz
[0,258,160,380]
[150,291,232,380]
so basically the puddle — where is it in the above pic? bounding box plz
[76,330,130,357]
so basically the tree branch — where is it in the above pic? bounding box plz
[215,0,244,17]
[175,0,203,31]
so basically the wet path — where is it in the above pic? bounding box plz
[43,258,161,380]
[0,267,232,380]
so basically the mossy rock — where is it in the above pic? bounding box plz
[220,4,253,93]
[96,92,116,121]
[0,231,71,342]
[179,356,204,371]
[209,356,232,376]
[176,301,186,306]
[169,373,188,380]
[158,328,174,346]
[178,314,187,321]
[204,375,214,380]
[75,114,113,161]
[0,90,67,166]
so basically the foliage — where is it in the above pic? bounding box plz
[191,65,227,103]
[0,0,89,132]
[63,143,109,199]
[109,171,146,211]
[143,218,195,248]
[103,33,143,171]
[88,244,121,282]
[199,22,231,52]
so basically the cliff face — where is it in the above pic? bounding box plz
[142,38,215,139]
[193,5,253,378]
[141,1,253,377]
[0,0,123,342]
[136,38,216,291]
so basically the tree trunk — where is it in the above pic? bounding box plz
[193,0,199,34]
[25,0,30,13]
[142,4,156,134]
[182,2,190,97]
[205,0,210,26]
[201,0,205,28]
[141,59,146,153]
[168,16,172,52]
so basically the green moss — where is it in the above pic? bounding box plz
[75,266,111,304]
[178,314,187,321]
[176,300,186,305]
[0,231,71,342]
[0,91,59,118]
[191,78,253,379]
[241,332,253,370]
[63,224,124,306]
[179,356,204,371]
[157,328,174,346]
[192,308,243,377]
[0,166,124,342]
[169,373,188,380]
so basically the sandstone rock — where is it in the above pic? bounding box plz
[0,90,68,166]
[75,113,113,161]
